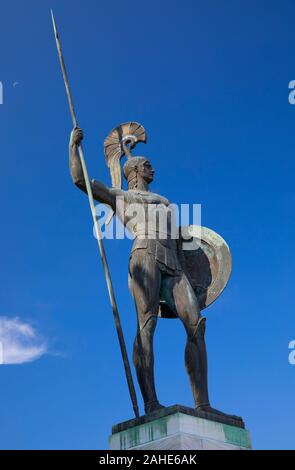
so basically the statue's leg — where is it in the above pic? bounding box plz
[129,250,164,414]
[133,317,164,414]
[167,272,242,419]
[168,272,210,409]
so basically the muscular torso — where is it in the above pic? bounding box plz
[113,188,183,273]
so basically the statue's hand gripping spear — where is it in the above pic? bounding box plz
[51,10,139,418]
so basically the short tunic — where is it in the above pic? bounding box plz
[125,189,183,276]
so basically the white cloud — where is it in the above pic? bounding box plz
[0,317,47,365]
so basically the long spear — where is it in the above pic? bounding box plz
[51,10,139,418]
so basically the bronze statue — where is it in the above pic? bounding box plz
[69,122,239,421]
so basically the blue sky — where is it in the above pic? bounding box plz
[0,0,294,450]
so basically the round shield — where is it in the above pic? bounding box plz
[158,226,232,318]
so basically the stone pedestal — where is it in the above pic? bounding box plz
[109,405,251,450]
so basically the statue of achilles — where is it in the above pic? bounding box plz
[69,121,240,420]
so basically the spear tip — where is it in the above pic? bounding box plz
[50,9,58,38]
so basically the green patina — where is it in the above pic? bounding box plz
[112,411,252,450]
[119,416,168,449]
[223,424,251,448]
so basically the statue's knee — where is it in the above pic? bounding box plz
[188,317,206,341]
[139,314,157,335]
[134,316,157,354]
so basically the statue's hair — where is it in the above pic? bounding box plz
[123,156,149,189]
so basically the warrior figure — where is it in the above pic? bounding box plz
[69,122,237,419]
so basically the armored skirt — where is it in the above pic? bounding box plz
[128,237,185,327]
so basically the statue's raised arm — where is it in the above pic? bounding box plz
[69,127,122,210]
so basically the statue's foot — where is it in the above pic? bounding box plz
[197,404,243,422]
[144,400,165,415]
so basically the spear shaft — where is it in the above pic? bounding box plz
[51,10,139,418]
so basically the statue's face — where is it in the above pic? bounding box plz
[137,159,154,183]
